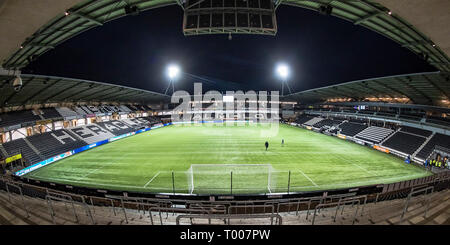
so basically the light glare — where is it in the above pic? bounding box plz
[276,64,289,80]
[167,65,180,80]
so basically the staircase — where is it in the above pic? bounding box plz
[23,138,44,161]
[380,128,400,145]
[412,132,435,160]
[0,144,8,157]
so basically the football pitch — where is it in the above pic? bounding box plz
[25,123,432,194]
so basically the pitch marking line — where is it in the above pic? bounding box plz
[298,169,318,187]
[143,171,161,188]
[335,155,378,177]
[77,152,129,180]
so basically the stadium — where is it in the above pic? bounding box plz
[0,0,449,227]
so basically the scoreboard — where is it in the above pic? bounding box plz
[183,0,277,36]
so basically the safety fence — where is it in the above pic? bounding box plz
[0,171,449,225]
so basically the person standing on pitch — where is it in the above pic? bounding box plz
[282,139,285,147]
[265,141,269,151]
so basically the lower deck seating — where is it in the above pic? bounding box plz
[97,121,135,136]
[69,124,115,144]
[2,139,42,165]
[382,132,426,155]
[338,122,367,137]
[304,117,323,126]
[295,115,313,125]
[416,133,450,160]
[313,119,343,128]
[27,130,87,160]
[400,126,432,137]
[355,126,393,144]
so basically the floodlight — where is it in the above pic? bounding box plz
[167,65,180,80]
[276,64,289,81]
[165,64,181,95]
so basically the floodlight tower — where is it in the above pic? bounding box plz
[165,64,180,95]
[276,63,292,96]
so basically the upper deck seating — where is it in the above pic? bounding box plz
[56,107,79,118]
[73,107,88,116]
[0,110,41,128]
[119,105,132,113]
[40,108,62,119]
[426,116,450,128]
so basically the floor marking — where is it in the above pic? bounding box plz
[298,169,319,187]
[143,171,161,188]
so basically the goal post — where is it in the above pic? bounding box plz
[187,164,277,194]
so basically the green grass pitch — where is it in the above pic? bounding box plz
[25,123,432,194]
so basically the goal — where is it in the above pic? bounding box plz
[187,164,277,194]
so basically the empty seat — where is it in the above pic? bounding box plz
[416,133,450,160]
[2,139,42,165]
[69,124,115,144]
[400,126,432,137]
[97,121,135,136]
[382,132,426,155]
[0,110,41,128]
[27,130,87,160]
[56,107,79,118]
[40,108,62,119]
[313,119,343,128]
[338,122,368,137]
[355,126,393,144]
[304,117,323,126]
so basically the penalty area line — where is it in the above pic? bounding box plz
[298,169,318,187]
[143,171,161,188]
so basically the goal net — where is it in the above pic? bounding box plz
[187,164,277,194]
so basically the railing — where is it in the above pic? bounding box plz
[0,170,449,225]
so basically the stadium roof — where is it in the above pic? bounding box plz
[283,71,450,108]
[0,0,449,72]
[0,74,170,108]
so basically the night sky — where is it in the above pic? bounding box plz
[24,5,436,94]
